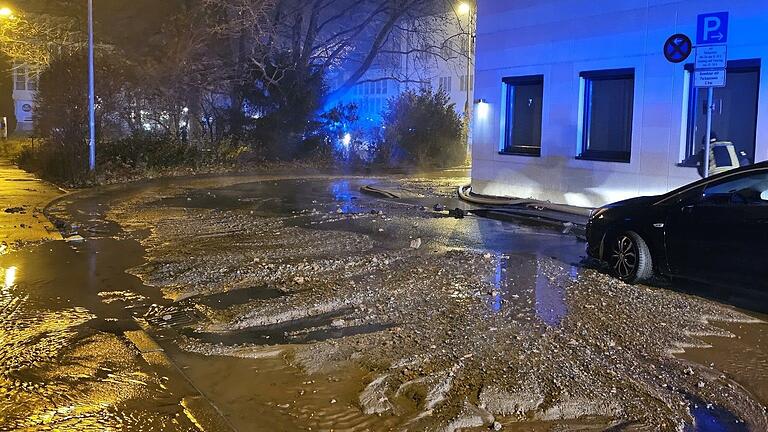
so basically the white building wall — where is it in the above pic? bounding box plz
[12,65,37,132]
[471,0,768,207]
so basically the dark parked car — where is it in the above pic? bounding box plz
[586,161,768,289]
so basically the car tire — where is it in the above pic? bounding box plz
[608,231,653,284]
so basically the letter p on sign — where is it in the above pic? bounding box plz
[697,12,729,45]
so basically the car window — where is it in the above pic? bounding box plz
[703,171,768,204]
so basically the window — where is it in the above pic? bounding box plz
[579,69,635,163]
[15,67,26,91]
[501,75,544,156]
[683,60,760,167]
[460,75,474,92]
[438,76,452,92]
[27,74,38,91]
[703,171,768,204]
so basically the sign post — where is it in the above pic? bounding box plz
[695,11,729,178]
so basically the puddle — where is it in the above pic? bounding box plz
[0,240,193,430]
[156,190,254,211]
[678,318,768,415]
[486,254,570,327]
[183,307,391,345]
[167,347,400,431]
[330,179,363,214]
[686,395,749,432]
[153,179,370,217]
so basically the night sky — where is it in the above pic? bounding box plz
[2,0,188,129]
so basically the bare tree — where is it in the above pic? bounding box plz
[0,11,83,73]
[204,0,467,100]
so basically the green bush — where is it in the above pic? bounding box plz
[379,88,464,167]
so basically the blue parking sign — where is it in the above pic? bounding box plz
[697,12,729,45]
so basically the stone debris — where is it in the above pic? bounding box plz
[359,375,393,414]
[409,238,422,249]
[100,178,768,432]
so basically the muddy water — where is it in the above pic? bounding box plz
[679,318,768,406]
[0,241,199,430]
[169,348,400,431]
[40,173,768,431]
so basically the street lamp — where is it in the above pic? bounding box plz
[87,0,95,172]
[457,2,475,155]
[457,2,474,116]
[0,7,13,18]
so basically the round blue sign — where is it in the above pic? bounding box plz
[664,34,693,64]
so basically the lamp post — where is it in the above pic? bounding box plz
[458,2,475,155]
[458,2,473,117]
[87,0,95,172]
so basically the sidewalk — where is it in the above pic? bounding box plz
[0,156,64,251]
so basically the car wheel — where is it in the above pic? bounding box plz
[608,231,653,283]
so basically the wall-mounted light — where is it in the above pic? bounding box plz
[474,99,489,121]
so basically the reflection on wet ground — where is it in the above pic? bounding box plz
[6,172,765,431]
[0,241,198,430]
[486,254,572,327]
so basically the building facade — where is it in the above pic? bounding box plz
[12,64,37,131]
[471,0,768,207]
[335,12,474,127]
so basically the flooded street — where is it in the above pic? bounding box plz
[1,171,767,431]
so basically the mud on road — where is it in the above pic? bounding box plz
[46,173,768,431]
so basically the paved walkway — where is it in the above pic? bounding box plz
[0,155,63,251]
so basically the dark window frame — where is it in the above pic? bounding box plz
[500,75,544,157]
[578,68,635,163]
[680,59,761,167]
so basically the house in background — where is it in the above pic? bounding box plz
[12,64,37,132]
[334,10,474,128]
[471,0,768,207]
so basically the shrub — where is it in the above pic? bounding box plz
[379,88,464,167]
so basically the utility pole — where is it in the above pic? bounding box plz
[460,2,475,156]
[462,5,474,118]
[87,0,95,172]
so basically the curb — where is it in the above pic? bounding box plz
[360,185,400,199]
[125,327,236,431]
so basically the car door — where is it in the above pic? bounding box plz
[665,170,768,288]
[739,177,768,290]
